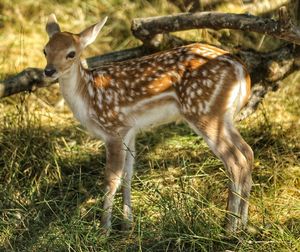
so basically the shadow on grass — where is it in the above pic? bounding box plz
[0,119,299,251]
[0,123,105,250]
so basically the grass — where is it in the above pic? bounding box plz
[0,0,300,251]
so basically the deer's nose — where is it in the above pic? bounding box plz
[44,67,56,77]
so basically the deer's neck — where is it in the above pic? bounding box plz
[59,61,89,95]
[58,62,92,126]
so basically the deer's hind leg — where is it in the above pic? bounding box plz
[187,114,253,232]
[223,121,253,227]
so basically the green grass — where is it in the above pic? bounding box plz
[1,0,300,251]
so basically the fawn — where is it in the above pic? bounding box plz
[43,14,253,234]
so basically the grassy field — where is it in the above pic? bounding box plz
[0,0,299,251]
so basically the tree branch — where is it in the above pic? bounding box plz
[0,68,53,98]
[84,45,148,69]
[131,10,300,45]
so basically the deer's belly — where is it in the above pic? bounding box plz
[135,102,180,129]
[122,92,181,130]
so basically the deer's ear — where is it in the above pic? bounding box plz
[79,17,108,49]
[46,14,61,38]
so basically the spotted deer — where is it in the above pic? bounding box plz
[43,14,254,234]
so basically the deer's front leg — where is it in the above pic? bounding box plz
[122,134,136,230]
[101,138,126,233]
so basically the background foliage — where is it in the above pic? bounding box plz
[0,0,299,251]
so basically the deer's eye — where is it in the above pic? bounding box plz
[66,51,76,59]
[43,49,47,56]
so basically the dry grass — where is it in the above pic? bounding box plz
[0,0,299,251]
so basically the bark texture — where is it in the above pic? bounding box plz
[131,11,300,45]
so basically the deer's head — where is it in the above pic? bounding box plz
[43,14,107,80]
